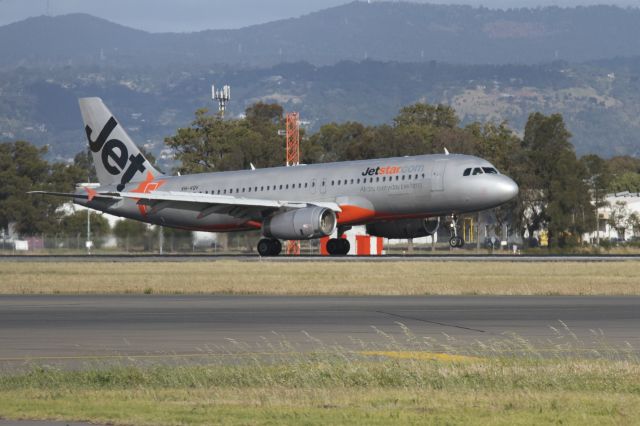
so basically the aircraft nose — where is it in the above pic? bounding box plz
[496,175,519,202]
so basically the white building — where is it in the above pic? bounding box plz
[586,192,640,242]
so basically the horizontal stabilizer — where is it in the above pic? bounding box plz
[27,191,121,201]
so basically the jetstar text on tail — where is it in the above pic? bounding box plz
[85,116,147,191]
[361,164,425,176]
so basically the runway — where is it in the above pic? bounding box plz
[2,254,640,262]
[1,295,638,369]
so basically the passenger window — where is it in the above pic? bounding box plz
[304,182,308,188]
[396,176,399,181]
[407,175,411,180]
[331,180,335,186]
[286,184,289,189]
[350,179,354,184]
[482,167,498,174]
[463,168,471,176]
[357,179,360,184]
[279,185,283,190]
[472,168,483,175]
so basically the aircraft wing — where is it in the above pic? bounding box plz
[117,190,341,220]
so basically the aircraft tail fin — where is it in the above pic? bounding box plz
[79,97,162,190]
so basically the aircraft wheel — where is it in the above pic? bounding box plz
[326,238,340,255]
[258,238,281,256]
[258,238,273,256]
[327,238,349,255]
[339,238,350,255]
[449,236,464,248]
[271,239,282,256]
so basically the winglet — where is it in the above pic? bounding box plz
[444,147,450,155]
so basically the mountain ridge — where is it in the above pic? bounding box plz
[3,3,640,67]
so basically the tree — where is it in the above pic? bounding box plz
[521,113,594,247]
[394,103,459,129]
[58,210,110,249]
[608,201,631,240]
[609,172,640,193]
[113,219,152,251]
[165,105,284,175]
[0,141,60,235]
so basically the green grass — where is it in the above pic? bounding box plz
[1,342,640,425]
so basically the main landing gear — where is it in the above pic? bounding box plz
[326,226,351,256]
[449,214,464,248]
[257,238,282,256]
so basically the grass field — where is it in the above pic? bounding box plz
[0,260,639,295]
[1,348,639,425]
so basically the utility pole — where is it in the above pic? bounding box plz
[86,208,91,254]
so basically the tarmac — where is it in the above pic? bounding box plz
[1,254,640,262]
[0,295,638,370]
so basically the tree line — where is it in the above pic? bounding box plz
[2,101,640,247]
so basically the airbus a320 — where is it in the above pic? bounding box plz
[31,98,519,256]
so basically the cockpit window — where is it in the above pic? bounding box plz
[472,167,483,175]
[463,168,471,176]
[482,167,498,174]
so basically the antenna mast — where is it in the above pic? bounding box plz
[211,84,231,117]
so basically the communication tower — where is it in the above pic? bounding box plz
[211,85,231,117]
[286,112,300,166]
[285,112,301,255]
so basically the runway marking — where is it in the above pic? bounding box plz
[376,310,486,333]
[360,351,482,362]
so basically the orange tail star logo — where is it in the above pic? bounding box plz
[130,172,167,216]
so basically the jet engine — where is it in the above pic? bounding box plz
[263,207,337,240]
[366,217,440,239]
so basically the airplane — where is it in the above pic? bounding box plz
[30,97,519,256]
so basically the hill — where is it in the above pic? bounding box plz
[3,3,640,67]
[2,59,640,162]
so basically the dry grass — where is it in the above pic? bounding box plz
[0,260,639,295]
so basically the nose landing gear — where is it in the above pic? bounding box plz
[449,214,464,248]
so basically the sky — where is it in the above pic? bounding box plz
[0,0,638,32]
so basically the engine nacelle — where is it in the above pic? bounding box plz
[263,207,337,240]
[366,218,440,239]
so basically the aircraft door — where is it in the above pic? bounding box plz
[431,160,446,191]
